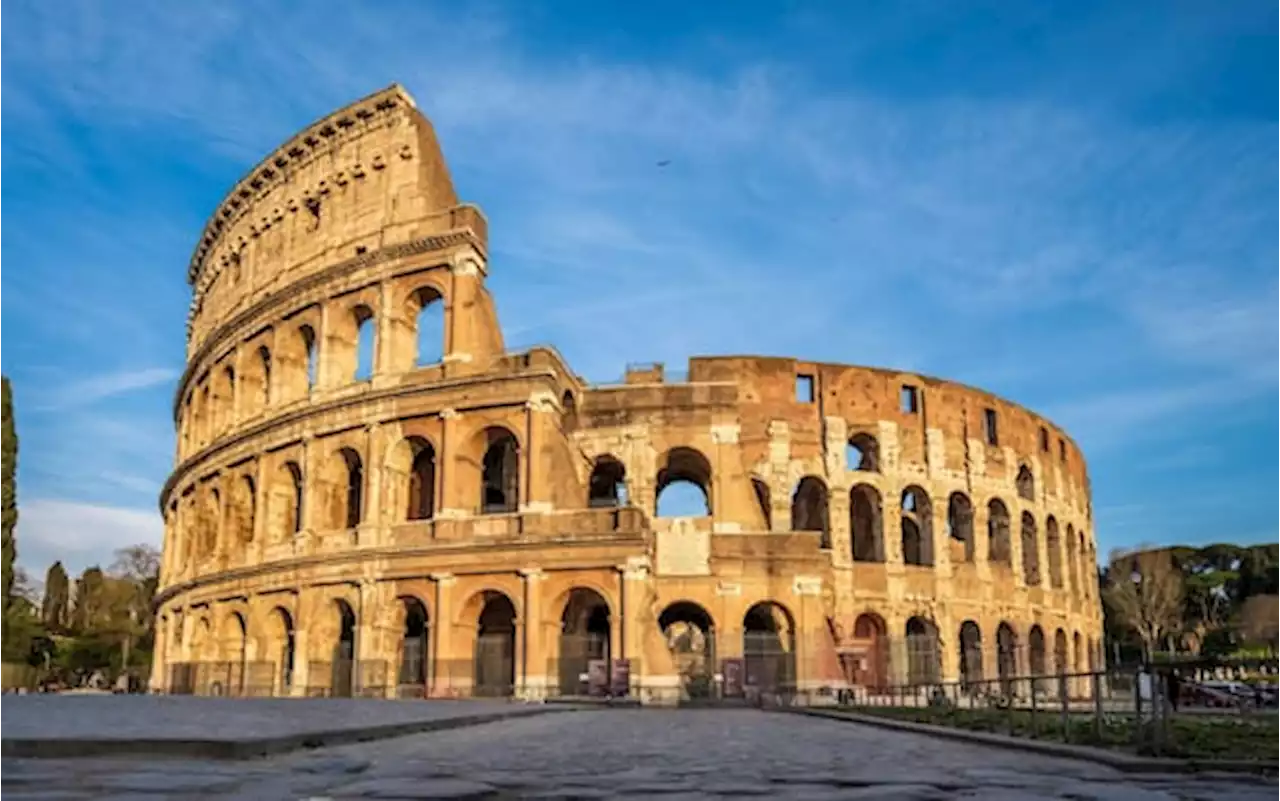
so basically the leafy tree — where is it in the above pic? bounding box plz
[1,376,17,616]
[71,566,107,633]
[42,561,70,632]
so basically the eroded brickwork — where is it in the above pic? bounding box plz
[153,85,1105,703]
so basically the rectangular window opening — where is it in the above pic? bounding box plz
[795,374,815,403]
[983,408,999,446]
[1039,427,1049,452]
[1058,438,1067,463]
[900,385,919,414]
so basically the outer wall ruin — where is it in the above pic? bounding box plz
[152,84,1104,703]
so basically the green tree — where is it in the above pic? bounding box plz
[42,561,71,632]
[2,376,17,616]
[71,566,107,633]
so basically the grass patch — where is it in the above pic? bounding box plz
[842,705,1279,761]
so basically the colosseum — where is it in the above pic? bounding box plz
[151,84,1104,703]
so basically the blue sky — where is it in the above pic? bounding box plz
[2,1,1276,578]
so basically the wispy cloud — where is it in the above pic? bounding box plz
[31,367,178,412]
[15,499,162,577]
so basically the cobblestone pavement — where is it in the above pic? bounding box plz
[3,708,1276,800]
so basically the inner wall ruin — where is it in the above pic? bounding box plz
[152,84,1104,702]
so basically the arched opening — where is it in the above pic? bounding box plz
[300,325,318,393]
[219,612,248,696]
[339,448,364,529]
[850,484,884,562]
[558,588,612,696]
[850,613,889,689]
[947,492,975,562]
[407,439,436,521]
[411,286,445,367]
[654,447,712,517]
[845,432,880,472]
[1021,512,1040,585]
[353,305,375,381]
[587,456,627,508]
[398,598,430,697]
[900,486,933,566]
[959,621,983,686]
[286,462,303,535]
[1029,625,1047,694]
[997,622,1019,694]
[1054,628,1068,677]
[905,617,941,686]
[218,366,236,435]
[233,475,256,545]
[1074,631,1084,677]
[257,346,272,410]
[331,600,357,698]
[658,601,716,698]
[474,592,517,697]
[743,602,796,694]
[1046,516,1062,588]
[988,499,1011,565]
[1078,531,1090,598]
[1016,464,1035,501]
[790,476,830,548]
[561,391,578,431]
[1065,524,1078,594]
[480,428,520,514]
[751,477,772,530]
[202,488,220,560]
[272,607,295,696]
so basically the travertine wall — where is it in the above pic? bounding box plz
[153,85,1105,702]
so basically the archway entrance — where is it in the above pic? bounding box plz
[997,622,1019,695]
[558,588,612,696]
[398,598,430,698]
[474,592,517,697]
[272,608,295,697]
[743,602,796,694]
[658,601,715,698]
[959,621,983,687]
[331,600,356,698]
[849,613,889,689]
[905,616,941,686]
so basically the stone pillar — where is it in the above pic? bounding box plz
[621,557,648,695]
[521,393,557,514]
[361,423,384,544]
[300,436,319,533]
[519,568,548,699]
[373,279,395,381]
[791,575,824,692]
[430,573,456,696]
[316,302,336,390]
[437,409,465,517]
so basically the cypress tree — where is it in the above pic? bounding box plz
[2,376,17,616]
[43,561,70,632]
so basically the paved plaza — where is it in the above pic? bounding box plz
[3,706,1276,800]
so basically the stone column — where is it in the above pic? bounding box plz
[522,392,557,514]
[430,573,456,696]
[791,575,824,692]
[373,279,396,382]
[361,423,384,545]
[519,568,548,699]
[437,409,465,517]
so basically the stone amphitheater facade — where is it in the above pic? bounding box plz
[152,85,1104,703]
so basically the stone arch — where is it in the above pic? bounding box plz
[959,620,983,685]
[743,601,797,693]
[478,426,520,514]
[996,622,1019,692]
[851,612,890,689]
[217,609,249,696]
[268,460,304,539]
[900,486,933,566]
[328,303,376,384]
[1029,624,1047,693]
[587,455,627,508]
[658,601,716,695]
[947,492,975,563]
[279,323,317,402]
[353,304,376,381]
[1016,464,1035,501]
[228,474,255,548]
[1065,523,1078,594]
[200,486,220,560]
[409,284,446,368]
[1021,511,1041,585]
[386,436,436,522]
[987,498,1012,564]
[561,390,578,431]
[245,344,271,414]
[267,606,296,696]
[332,447,364,530]
[655,447,712,517]
[845,432,880,472]
[905,616,941,685]
[790,476,830,548]
[398,596,430,696]
[850,484,884,562]
[557,587,612,696]
[214,365,235,437]
[471,590,517,697]
[751,476,772,530]
[1046,516,1062,588]
[1054,628,1068,676]
[330,599,358,698]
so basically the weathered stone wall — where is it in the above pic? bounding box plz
[154,85,1105,701]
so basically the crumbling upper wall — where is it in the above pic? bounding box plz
[184,84,485,355]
